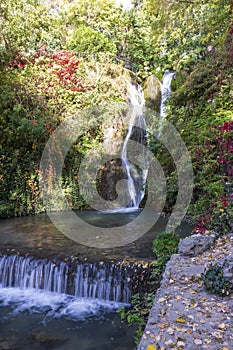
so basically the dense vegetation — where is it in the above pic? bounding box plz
[0,0,232,344]
[0,0,232,232]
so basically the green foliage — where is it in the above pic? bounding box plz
[117,292,155,344]
[0,0,55,63]
[66,24,117,54]
[59,0,122,36]
[152,231,180,274]
[163,29,233,219]
[202,264,233,296]
[209,199,233,235]
[142,0,231,75]
[0,48,129,216]
[115,8,154,74]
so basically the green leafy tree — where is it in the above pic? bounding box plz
[57,0,123,50]
[66,24,117,54]
[142,0,231,73]
[0,0,55,62]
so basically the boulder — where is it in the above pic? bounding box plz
[178,233,216,256]
[143,75,161,113]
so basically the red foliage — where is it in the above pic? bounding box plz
[8,46,91,92]
[219,121,233,131]
[193,213,211,234]
[221,198,228,206]
[215,122,233,177]
[194,120,233,235]
[50,50,91,91]
[8,53,27,68]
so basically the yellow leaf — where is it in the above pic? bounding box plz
[146,345,157,350]
[204,338,212,344]
[189,289,196,294]
[176,317,186,324]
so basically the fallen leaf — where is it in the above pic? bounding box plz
[146,345,157,350]
[218,323,226,330]
[176,317,186,324]
[167,327,174,335]
[158,297,166,303]
[158,322,170,329]
[177,341,186,347]
[194,339,202,345]
[213,331,223,339]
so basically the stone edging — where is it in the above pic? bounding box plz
[137,233,233,350]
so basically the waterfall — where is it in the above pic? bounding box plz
[121,83,147,209]
[0,255,132,303]
[160,71,176,117]
[119,72,174,210]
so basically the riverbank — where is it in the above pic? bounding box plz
[138,233,233,350]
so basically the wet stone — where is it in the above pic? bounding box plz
[32,331,67,347]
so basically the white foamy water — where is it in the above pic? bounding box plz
[0,286,127,321]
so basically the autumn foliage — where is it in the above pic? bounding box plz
[9,47,91,92]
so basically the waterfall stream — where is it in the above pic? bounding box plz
[121,83,147,209]
[120,72,175,209]
[160,71,176,117]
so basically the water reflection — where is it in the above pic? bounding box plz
[0,211,193,262]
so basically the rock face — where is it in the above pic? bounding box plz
[143,75,161,114]
[221,256,233,283]
[178,233,216,256]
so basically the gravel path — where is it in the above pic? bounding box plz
[138,234,233,350]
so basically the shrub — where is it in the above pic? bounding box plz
[202,264,233,296]
[152,231,180,275]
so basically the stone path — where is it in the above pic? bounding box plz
[138,234,233,350]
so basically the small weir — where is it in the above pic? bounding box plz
[0,254,152,305]
[0,255,129,303]
[0,253,151,349]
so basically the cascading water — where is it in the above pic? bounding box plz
[121,83,148,209]
[0,255,131,304]
[120,73,175,210]
[0,253,142,348]
[160,71,176,117]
